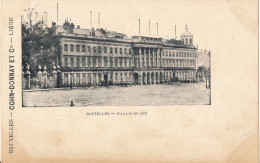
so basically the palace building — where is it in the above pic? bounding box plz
[56,21,198,86]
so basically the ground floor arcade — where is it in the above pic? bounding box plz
[61,69,196,86]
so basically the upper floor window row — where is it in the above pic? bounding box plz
[162,50,196,58]
[64,44,132,55]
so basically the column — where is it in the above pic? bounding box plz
[153,49,155,67]
[156,49,159,67]
[101,72,104,81]
[74,56,76,67]
[25,71,31,89]
[91,72,94,84]
[126,72,129,82]
[101,56,104,67]
[122,72,125,82]
[79,72,82,85]
[139,48,142,68]
[159,49,162,67]
[113,71,115,84]
[90,57,93,67]
[126,58,129,67]
[61,72,64,86]
[144,72,147,84]
[112,57,115,67]
[122,57,125,68]
[68,73,71,85]
[153,72,156,84]
[73,73,76,85]
[107,57,110,68]
[144,48,147,67]
[42,67,48,88]
[140,72,143,85]
[108,72,110,81]
[79,57,82,67]
[149,72,151,85]
[148,49,151,67]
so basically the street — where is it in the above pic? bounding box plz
[23,82,210,107]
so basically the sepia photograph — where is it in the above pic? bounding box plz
[22,1,211,107]
[1,0,258,162]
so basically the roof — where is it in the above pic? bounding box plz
[57,25,129,39]
[181,25,193,37]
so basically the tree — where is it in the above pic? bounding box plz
[197,66,209,79]
[22,8,59,76]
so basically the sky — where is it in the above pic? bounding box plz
[21,0,257,53]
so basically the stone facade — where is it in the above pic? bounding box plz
[57,25,198,86]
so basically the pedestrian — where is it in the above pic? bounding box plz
[70,101,74,107]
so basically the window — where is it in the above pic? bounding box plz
[71,57,74,67]
[124,48,127,54]
[124,58,127,67]
[166,51,168,56]
[115,48,118,54]
[185,38,188,44]
[129,49,132,54]
[125,73,127,81]
[110,73,113,81]
[115,73,118,82]
[115,58,118,67]
[98,46,101,53]
[169,51,171,56]
[64,58,68,67]
[110,47,113,54]
[93,58,96,67]
[76,45,80,52]
[104,57,107,67]
[187,53,189,57]
[76,74,80,84]
[190,38,193,44]
[88,46,91,52]
[176,52,178,57]
[98,57,101,67]
[64,74,68,85]
[104,47,107,53]
[110,58,113,67]
[82,57,86,67]
[82,74,86,84]
[82,45,86,52]
[184,52,186,57]
[120,48,122,54]
[173,52,175,57]
[64,44,68,51]
[87,57,91,67]
[70,44,74,52]
[93,47,96,53]
[88,74,91,83]
[76,57,80,67]
[119,58,122,67]
[129,59,131,67]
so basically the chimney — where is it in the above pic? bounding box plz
[156,22,158,37]
[90,11,92,29]
[149,20,151,37]
[139,18,140,36]
[98,12,100,28]
[56,3,58,25]
[175,25,176,39]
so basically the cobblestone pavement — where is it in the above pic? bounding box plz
[23,82,210,107]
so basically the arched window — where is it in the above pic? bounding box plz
[190,38,193,44]
[185,38,188,44]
